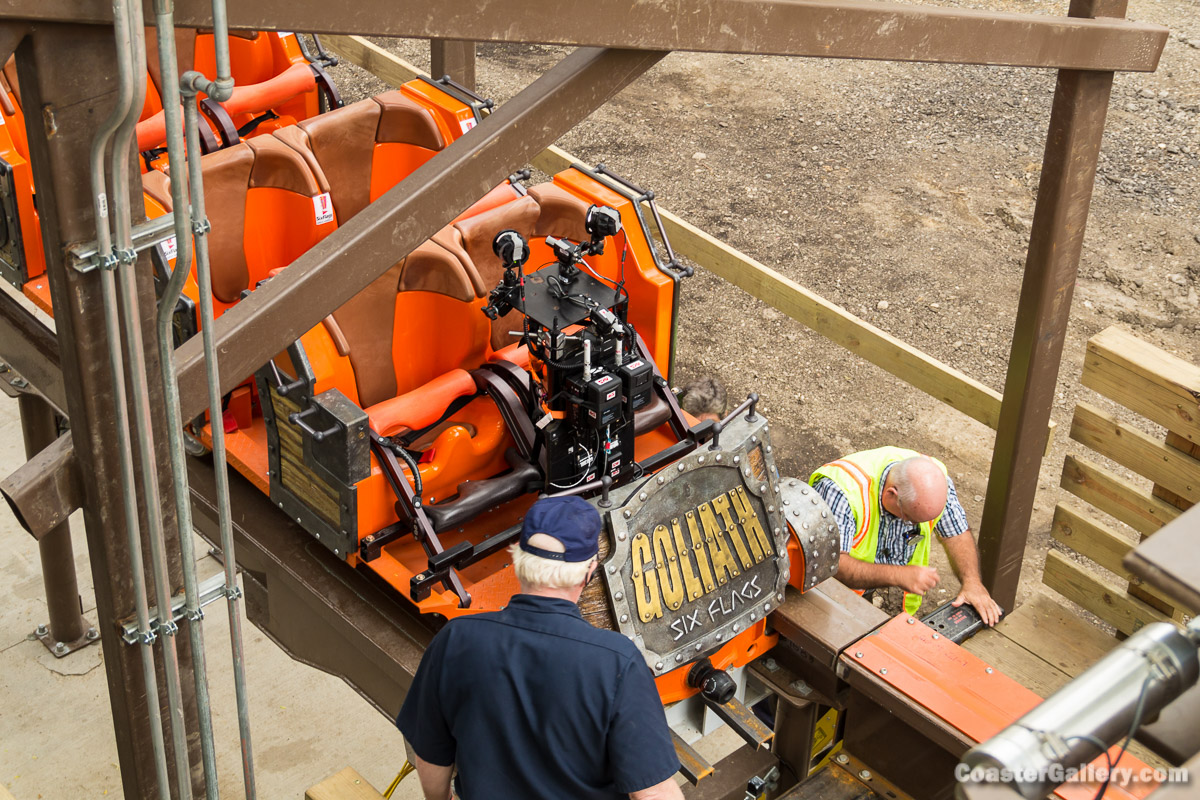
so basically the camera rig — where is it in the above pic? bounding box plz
[484,203,653,491]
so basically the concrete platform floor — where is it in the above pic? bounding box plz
[0,391,423,799]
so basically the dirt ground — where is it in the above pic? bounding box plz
[330,1,1198,615]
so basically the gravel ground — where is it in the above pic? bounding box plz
[326,0,1198,614]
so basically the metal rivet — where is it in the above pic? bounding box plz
[859,770,872,781]
[697,455,705,464]
[639,492,648,501]
[608,565,616,574]
[655,662,663,670]
[715,454,723,462]
[695,643,703,651]
[986,667,994,674]
[932,633,940,639]
[623,510,632,518]
[766,445,773,454]
[615,591,623,601]
[764,603,771,612]
[879,668,888,675]
[733,456,741,465]
[676,654,684,662]
[678,463,686,472]
[907,617,915,625]
[760,484,767,493]
[768,505,775,513]
[617,531,627,541]
[835,753,849,764]
[751,436,758,443]
[855,651,864,658]
[620,614,629,623]
[657,475,665,484]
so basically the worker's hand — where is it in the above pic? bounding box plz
[899,565,939,595]
[953,580,1002,627]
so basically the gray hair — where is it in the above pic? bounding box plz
[510,543,593,590]
[678,376,728,418]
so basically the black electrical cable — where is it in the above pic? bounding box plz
[381,437,423,498]
[1057,670,1155,800]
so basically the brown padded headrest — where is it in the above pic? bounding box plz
[201,143,255,304]
[3,57,21,108]
[374,92,445,151]
[452,195,540,351]
[399,240,475,301]
[297,97,382,223]
[528,183,592,243]
[272,125,330,193]
[246,135,321,196]
[141,169,174,212]
[145,28,197,97]
[453,195,540,291]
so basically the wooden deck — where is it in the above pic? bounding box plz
[960,592,1168,770]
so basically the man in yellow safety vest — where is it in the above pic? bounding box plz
[809,446,1001,625]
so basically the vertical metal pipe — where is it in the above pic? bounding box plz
[150,0,220,793]
[181,94,257,800]
[977,0,1123,610]
[108,2,193,797]
[17,393,88,645]
[83,0,172,794]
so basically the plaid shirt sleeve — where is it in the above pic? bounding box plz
[935,475,970,539]
[812,478,860,553]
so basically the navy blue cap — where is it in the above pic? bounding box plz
[519,496,601,562]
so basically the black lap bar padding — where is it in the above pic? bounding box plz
[424,448,541,532]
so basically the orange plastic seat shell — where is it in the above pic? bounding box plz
[367,368,478,438]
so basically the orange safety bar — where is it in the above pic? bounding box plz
[136,63,316,151]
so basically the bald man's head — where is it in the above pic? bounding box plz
[889,456,948,523]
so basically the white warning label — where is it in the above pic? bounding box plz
[313,193,334,225]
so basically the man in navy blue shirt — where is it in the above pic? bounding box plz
[396,495,683,800]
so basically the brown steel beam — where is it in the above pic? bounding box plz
[978,0,1123,611]
[0,22,28,64]
[188,453,433,717]
[15,24,202,798]
[173,46,664,418]
[0,288,67,414]
[0,0,1168,72]
[1,429,82,539]
[431,39,476,90]
[16,392,93,652]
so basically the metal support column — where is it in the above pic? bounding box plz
[15,24,203,799]
[17,392,95,655]
[978,0,1124,610]
[431,39,476,89]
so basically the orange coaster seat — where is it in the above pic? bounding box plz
[145,134,336,318]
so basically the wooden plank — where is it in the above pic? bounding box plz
[656,208,1011,434]
[323,35,422,87]
[961,628,1074,698]
[1051,503,1138,579]
[992,593,1114,677]
[1152,433,1199,513]
[1061,455,1181,537]
[1042,549,1170,636]
[1050,504,1190,615]
[1070,402,1200,505]
[331,35,1055,442]
[306,767,386,800]
[1082,326,1200,446]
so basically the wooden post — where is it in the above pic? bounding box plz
[978,0,1125,611]
[431,39,476,90]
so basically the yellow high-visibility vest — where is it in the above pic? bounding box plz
[809,446,947,615]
